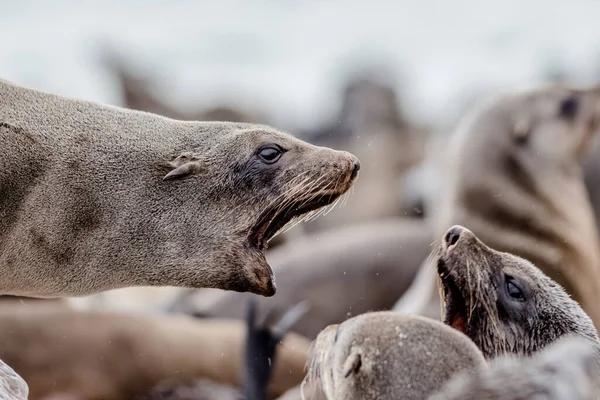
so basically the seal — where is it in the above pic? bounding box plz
[169,218,433,339]
[0,79,359,298]
[0,305,310,400]
[429,335,600,400]
[436,225,600,360]
[304,312,486,400]
[395,85,600,329]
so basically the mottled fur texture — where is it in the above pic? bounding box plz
[305,312,486,400]
[0,359,28,400]
[170,218,433,339]
[429,335,600,400]
[396,85,600,330]
[436,225,600,364]
[0,79,358,298]
[0,306,310,400]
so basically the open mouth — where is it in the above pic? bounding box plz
[248,192,342,250]
[437,259,469,335]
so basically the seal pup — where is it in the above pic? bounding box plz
[169,218,432,339]
[429,335,600,400]
[304,312,486,400]
[436,225,600,361]
[395,85,600,328]
[0,79,359,298]
[0,305,310,400]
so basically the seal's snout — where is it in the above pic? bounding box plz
[444,225,465,249]
[350,156,361,180]
[257,276,277,297]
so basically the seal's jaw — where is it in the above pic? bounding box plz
[437,259,469,335]
[248,193,343,251]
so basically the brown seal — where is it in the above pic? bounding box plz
[304,312,486,400]
[169,218,433,339]
[429,335,600,400]
[436,225,600,360]
[0,305,309,400]
[0,79,359,298]
[395,85,600,329]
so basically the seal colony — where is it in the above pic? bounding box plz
[0,305,309,400]
[395,85,600,330]
[0,79,359,298]
[300,225,600,400]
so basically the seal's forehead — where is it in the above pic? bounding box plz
[500,254,545,286]
[231,127,301,147]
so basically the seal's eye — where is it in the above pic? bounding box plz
[506,278,525,300]
[559,95,579,120]
[258,146,282,164]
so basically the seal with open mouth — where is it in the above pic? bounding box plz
[395,85,600,330]
[436,225,600,360]
[0,79,360,299]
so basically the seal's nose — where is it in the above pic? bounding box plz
[351,156,361,180]
[444,225,465,247]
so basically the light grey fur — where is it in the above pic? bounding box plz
[429,335,600,400]
[0,79,358,298]
[305,312,486,400]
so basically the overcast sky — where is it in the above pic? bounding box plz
[2,0,600,130]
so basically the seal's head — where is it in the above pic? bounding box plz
[443,86,600,288]
[0,80,359,299]
[305,312,485,400]
[157,123,360,297]
[436,225,599,359]
[451,85,600,177]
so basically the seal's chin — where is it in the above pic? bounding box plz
[248,192,342,251]
[437,259,469,335]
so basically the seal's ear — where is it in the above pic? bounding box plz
[163,153,204,181]
[513,117,532,145]
[343,351,362,378]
